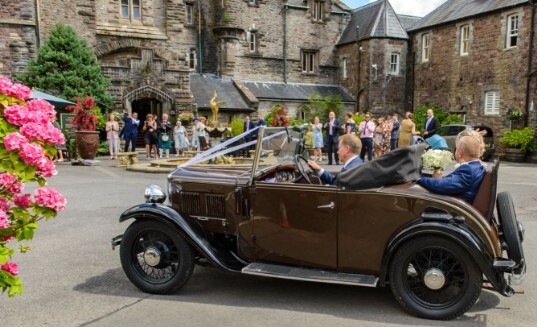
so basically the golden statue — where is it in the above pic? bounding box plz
[209,90,226,126]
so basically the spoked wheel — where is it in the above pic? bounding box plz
[389,237,482,320]
[120,220,195,294]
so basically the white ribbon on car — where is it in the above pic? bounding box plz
[177,127,287,168]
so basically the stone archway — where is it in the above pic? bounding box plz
[123,85,174,119]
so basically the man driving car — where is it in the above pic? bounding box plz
[308,134,363,185]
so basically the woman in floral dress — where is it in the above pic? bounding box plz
[311,116,323,161]
[173,121,189,156]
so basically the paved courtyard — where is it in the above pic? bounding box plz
[2,158,536,326]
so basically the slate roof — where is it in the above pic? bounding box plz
[190,74,252,111]
[241,81,355,103]
[338,0,409,46]
[398,14,422,31]
[410,0,529,31]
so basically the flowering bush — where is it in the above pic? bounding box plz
[66,96,99,131]
[422,149,453,170]
[0,76,66,297]
[266,105,290,127]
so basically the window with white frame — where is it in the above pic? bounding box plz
[249,32,257,52]
[390,53,399,75]
[186,3,193,25]
[421,33,430,62]
[302,51,318,73]
[460,25,470,55]
[506,14,519,48]
[312,1,324,21]
[121,0,141,20]
[342,58,348,79]
[484,91,500,115]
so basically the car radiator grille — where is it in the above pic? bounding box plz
[179,191,225,218]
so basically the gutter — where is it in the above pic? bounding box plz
[35,0,42,47]
[525,0,536,127]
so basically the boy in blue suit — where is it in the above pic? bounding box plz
[417,135,486,204]
[308,134,363,185]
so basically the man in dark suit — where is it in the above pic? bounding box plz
[417,135,486,204]
[243,114,255,142]
[323,111,341,165]
[308,134,363,185]
[122,111,139,152]
[256,114,266,128]
[423,108,439,139]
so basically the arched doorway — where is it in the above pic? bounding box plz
[124,85,174,147]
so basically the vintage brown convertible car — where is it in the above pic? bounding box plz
[112,127,525,320]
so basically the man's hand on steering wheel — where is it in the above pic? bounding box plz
[295,155,320,184]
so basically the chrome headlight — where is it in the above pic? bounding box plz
[144,184,167,204]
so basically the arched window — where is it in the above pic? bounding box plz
[299,106,311,121]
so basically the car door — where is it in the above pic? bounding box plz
[252,182,338,269]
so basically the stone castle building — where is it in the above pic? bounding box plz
[1,0,536,142]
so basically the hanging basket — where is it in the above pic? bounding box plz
[75,131,100,160]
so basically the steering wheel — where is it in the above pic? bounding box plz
[295,154,319,184]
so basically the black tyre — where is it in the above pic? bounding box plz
[389,236,482,320]
[497,192,525,273]
[120,220,195,294]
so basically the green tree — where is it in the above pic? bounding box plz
[306,93,345,120]
[16,23,113,111]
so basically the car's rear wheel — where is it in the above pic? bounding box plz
[389,236,482,320]
[497,191,525,273]
[120,220,195,294]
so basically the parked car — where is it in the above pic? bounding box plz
[112,127,525,320]
[435,124,495,160]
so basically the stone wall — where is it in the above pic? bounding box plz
[337,38,409,116]
[410,4,537,143]
[0,0,37,78]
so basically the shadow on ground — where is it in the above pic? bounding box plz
[74,266,501,326]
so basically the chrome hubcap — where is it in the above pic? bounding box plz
[143,247,161,267]
[424,268,446,290]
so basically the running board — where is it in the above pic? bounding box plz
[242,262,378,287]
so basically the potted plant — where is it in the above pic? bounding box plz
[499,127,536,162]
[66,96,100,160]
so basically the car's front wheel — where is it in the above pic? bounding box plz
[389,236,482,320]
[120,220,195,294]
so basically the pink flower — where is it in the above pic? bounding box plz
[19,142,45,166]
[0,197,11,212]
[34,187,66,211]
[3,132,28,151]
[20,123,44,141]
[0,210,8,229]
[41,123,65,145]
[9,83,31,100]
[8,182,24,195]
[1,261,19,276]
[0,172,18,189]
[13,194,32,208]
[2,235,15,242]
[3,104,29,126]
[0,76,13,95]
[36,157,57,178]
[26,99,56,120]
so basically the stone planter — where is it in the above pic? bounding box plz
[75,131,100,160]
[503,147,526,162]
[526,151,537,163]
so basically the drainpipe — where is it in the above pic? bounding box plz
[35,0,42,47]
[283,4,288,83]
[198,1,203,74]
[525,0,536,127]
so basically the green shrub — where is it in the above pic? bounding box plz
[97,141,109,155]
[500,127,536,152]
[229,118,244,137]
